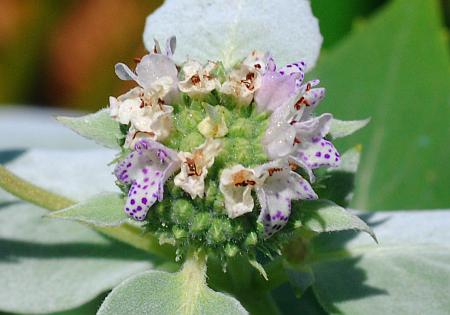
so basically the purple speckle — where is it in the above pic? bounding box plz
[137,206,142,211]
[130,199,135,205]
[324,154,330,159]
[315,152,321,157]
[142,197,148,204]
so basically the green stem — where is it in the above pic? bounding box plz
[0,165,174,260]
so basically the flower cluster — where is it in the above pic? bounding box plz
[109,37,340,257]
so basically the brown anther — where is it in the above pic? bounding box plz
[139,99,145,109]
[157,98,165,110]
[133,57,142,64]
[232,170,256,187]
[293,137,301,145]
[254,64,262,69]
[290,119,297,125]
[191,74,201,85]
[241,72,255,91]
[153,46,158,54]
[294,97,310,110]
[185,158,202,177]
[289,161,299,171]
[268,167,283,176]
[132,131,155,140]
[306,82,312,92]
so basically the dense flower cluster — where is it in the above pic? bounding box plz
[109,37,340,255]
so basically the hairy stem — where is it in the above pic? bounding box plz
[0,165,174,260]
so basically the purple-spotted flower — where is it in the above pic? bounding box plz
[254,159,317,237]
[255,57,306,113]
[220,159,317,237]
[114,139,180,221]
[262,78,340,181]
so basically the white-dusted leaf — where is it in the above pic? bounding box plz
[98,259,248,315]
[48,192,130,227]
[310,210,450,315]
[328,118,370,139]
[295,200,376,241]
[144,0,322,69]
[57,109,122,149]
[3,149,118,201]
[0,202,154,314]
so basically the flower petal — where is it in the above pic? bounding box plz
[114,139,180,220]
[135,54,178,89]
[256,164,317,237]
[115,63,138,81]
[219,165,256,218]
[294,138,341,172]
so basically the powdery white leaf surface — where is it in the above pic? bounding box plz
[3,149,118,202]
[297,200,376,241]
[0,202,153,314]
[98,261,248,315]
[49,192,130,227]
[329,118,370,139]
[311,210,450,315]
[144,0,322,69]
[57,109,121,149]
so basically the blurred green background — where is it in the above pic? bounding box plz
[0,0,449,211]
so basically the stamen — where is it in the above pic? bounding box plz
[289,161,299,171]
[232,170,256,187]
[268,167,283,176]
[133,57,142,64]
[191,74,201,85]
[185,157,202,176]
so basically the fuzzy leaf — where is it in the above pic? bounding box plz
[57,109,121,149]
[144,0,322,69]
[310,210,450,315]
[294,200,376,241]
[48,192,130,227]
[98,259,248,315]
[328,118,370,139]
[0,202,154,314]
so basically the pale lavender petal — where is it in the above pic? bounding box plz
[293,113,332,143]
[255,72,300,113]
[295,138,341,172]
[114,139,180,220]
[135,54,178,89]
[115,63,138,81]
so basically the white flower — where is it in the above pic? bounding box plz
[197,105,228,138]
[178,60,220,97]
[219,51,268,106]
[109,87,141,124]
[174,139,223,199]
[219,165,258,218]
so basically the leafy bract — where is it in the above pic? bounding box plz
[98,259,248,315]
[0,202,154,314]
[49,192,129,227]
[310,210,450,315]
[144,0,322,69]
[312,0,450,210]
[294,200,376,241]
[57,109,121,149]
[329,118,370,139]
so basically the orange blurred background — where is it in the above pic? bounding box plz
[0,0,162,111]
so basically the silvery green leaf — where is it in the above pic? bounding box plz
[57,109,121,149]
[294,200,376,241]
[48,192,130,227]
[2,149,118,201]
[310,210,450,315]
[98,260,248,315]
[328,118,370,139]
[144,0,322,69]
[0,202,154,314]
